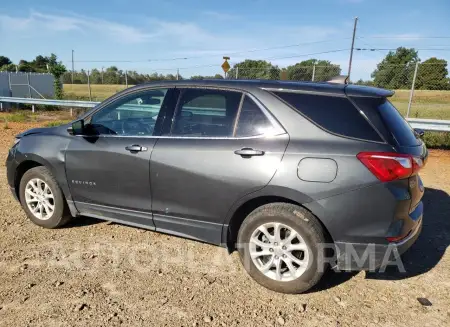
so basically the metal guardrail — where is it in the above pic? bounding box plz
[1,97,450,132]
[405,118,450,132]
[0,96,100,108]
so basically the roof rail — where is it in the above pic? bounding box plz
[327,75,349,84]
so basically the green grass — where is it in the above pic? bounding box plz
[390,90,450,120]
[0,112,38,123]
[63,84,129,101]
[422,132,450,149]
[44,120,72,127]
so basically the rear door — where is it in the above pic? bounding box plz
[372,99,427,208]
[149,88,288,244]
[351,96,427,231]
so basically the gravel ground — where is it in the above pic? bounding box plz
[0,123,449,327]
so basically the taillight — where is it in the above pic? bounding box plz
[357,152,423,182]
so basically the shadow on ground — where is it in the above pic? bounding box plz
[311,187,450,292]
[65,215,101,228]
[64,187,449,291]
[365,187,450,280]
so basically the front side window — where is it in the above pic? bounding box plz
[90,88,168,136]
[171,89,242,137]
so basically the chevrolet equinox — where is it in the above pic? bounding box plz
[6,80,426,293]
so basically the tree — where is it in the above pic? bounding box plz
[285,59,341,82]
[354,79,374,86]
[228,60,280,80]
[165,73,177,81]
[0,56,12,68]
[189,74,223,80]
[89,69,102,84]
[190,75,205,80]
[371,47,419,89]
[47,54,67,99]
[416,57,449,90]
[18,60,35,72]
[31,55,50,72]
[0,63,16,72]
[103,66,121,84]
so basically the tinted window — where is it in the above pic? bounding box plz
[171,89,241,137]
[273,92,382,142]
[352,97,420,146]
[235,96,274,137]
[90,89,168,136]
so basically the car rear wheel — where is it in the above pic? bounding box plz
[237,203,327,293]
[19,166,72,228]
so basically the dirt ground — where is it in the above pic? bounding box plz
[0,123,449,327]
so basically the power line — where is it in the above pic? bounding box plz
[360,36,450,40]
[356,47,450,51]
[66,38,352,63]
[356,39,387,54]
[63,47,449,73]
[86,49,349,72]
[65,49,351,73]
[262,49,348,60]
[223,38,351,57]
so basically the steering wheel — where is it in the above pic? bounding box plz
[122,120,152,135]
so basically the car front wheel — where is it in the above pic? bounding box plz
[19,166,72,228]
[237,203,328,294]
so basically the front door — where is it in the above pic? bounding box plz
[150,88,288,243]
[65,87,176,227]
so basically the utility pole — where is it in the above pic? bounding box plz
[347,17,358,82]
[101,67,104,84]
[312,63,316,82]
[71,50,75,86]
[406,61,420,118]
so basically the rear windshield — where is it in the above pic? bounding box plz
[272,91,383,142]
[351,97,420,147]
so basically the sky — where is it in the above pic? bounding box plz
[1,0,450,80]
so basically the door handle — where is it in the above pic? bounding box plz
[234,148,265,157]
[125,145,148,152]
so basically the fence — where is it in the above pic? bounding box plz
[59,62,450,120]
[0,72,55,99]
[1,96,449,132]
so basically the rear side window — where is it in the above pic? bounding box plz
[171,89,242,137]
[352,97,420,147]
[273,92,383,142]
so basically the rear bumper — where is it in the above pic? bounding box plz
[335,216,422,271]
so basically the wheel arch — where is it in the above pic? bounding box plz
[13,155,77,217]
[222,187,333,252]
[13,156,52,200]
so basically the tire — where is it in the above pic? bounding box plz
[19,166,72,228]
[237,203,327,294]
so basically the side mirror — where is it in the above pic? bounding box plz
[68,119,85,135]
[414,128,425,138]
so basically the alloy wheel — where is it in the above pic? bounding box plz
[24,178,55,220]
[249,222,310,282]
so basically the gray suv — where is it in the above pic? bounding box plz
[6,80,426,293]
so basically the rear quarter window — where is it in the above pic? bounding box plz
[272,92,383,142]
[351,97,420,147]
